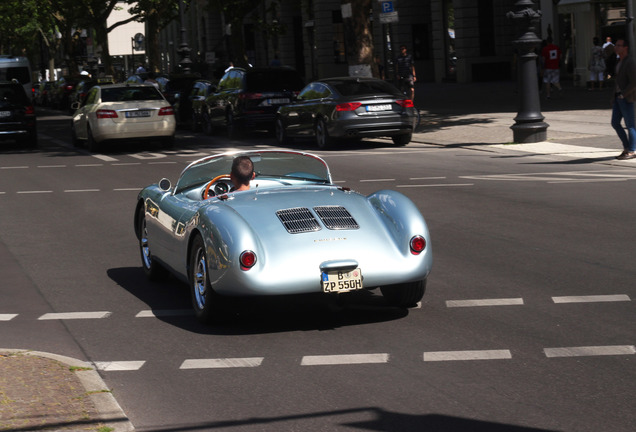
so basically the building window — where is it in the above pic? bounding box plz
[332,10,346,63]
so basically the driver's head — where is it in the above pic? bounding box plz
[231,156,255,189]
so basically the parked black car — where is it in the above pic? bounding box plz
[275,77,417,149]
[163,75,199,127]
[202,67,304,137]
[0,81,37,147]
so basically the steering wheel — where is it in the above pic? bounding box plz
[203,174,231,199]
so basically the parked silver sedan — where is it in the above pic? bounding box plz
[71,83,176,152]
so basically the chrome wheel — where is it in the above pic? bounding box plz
[315,118,332,149]
[137,209,167,281]
[192,243,208,311]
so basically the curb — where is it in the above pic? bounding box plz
[1,349,134,431]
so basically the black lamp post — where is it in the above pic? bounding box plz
[178,0,192,74]
[507,0,548,143]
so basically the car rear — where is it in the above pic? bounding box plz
[91,85,175,143]
[0,82,37,147]
[239,68,304,128]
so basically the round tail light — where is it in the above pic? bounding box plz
[240,250,257,269]
[410,236,426,254]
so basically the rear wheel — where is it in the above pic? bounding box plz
[189,235,223,323]
[380,279,426,307]
[315,118,333,149]
[392,133,412,146]
[202,111,213,135]
[226,110,240,139]
[137,209,168,281]
[87,126,99,153]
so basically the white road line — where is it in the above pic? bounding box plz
[552,294,631,303]
[17,190,53,194]
[300,353,389,366]
[446,298,524,307]
[1,166,28,169]
[424,349,512,362]
[76,164,104,167]
[180,357,264,369]
[94,361,146,371]
[37,165,66,168]
[544,345,636,358]
[409,177,447,180]
[360,178,395,182]
[136,309,193,318]
[148,161,178,165]
[64,189,100,193]
[92,154,118,162]
[0,314,18,321]
[397,183,474,188]
[112,163,141,166]
[114,188,142,192]
[38,311,112,320]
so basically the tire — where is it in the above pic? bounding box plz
[380,279,426,307]
[162,135,175,149]
[226,110,240,139]
[71,122,81,147]
[191,112,199,132]
[275,117,291,145]
[202,111,213,135]
[392,133,412,146]
[315,117,333,149]
[87,126,100,153]
[137,209,168,281]
[189,235,223,323]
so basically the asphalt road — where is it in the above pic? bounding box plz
[1,109,635,431]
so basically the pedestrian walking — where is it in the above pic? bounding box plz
[541,37,562,98]
[611,38,636,160]
[588,37,605,90]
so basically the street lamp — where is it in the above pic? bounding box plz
[507,0,548,143]
[178,0,192,74]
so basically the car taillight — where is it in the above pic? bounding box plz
[396,99,414,108]
[240,92,263,100]
[240,250,257,269]
[159,106,174,116]
[25,106,35,115]
[336,102,362,111]
[410,235,426,254]
[96,109,118,119]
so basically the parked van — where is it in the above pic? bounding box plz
[0,55,33,101]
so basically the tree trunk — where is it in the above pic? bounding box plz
[341,0,376,77]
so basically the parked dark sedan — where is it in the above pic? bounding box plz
[188,80,216,132]
[275,77,416,148]
[203,67,304,138]
[0,81,37,147]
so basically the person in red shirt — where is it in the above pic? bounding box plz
[541,37,562,98]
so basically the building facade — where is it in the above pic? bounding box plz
[151,0,631,86]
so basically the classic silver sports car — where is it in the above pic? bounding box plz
[134,150,432,323]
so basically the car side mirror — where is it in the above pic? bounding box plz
[159,178,172,191]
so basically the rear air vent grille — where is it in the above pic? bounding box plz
[276,208,321,234]
[314,206,359,230]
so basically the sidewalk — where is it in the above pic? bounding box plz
[1,78,632,432]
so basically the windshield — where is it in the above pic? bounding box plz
[174,151,331,194]
[327,79,403,97]
[101,86,164,102]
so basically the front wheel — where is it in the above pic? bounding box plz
[392,133,412,146]
[189,235,222,323]
[380,279,426,307]
[137,210,167,281]
[275,117,291,145]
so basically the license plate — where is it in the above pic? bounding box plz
[125,110,151,118]
[0,111,10,118]
[366,104,392,112]
[268,98,290,105]
[321,268,363,293]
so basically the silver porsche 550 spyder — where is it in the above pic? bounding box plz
[134,150,432,323]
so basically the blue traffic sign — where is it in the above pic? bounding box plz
[381,1,394,13]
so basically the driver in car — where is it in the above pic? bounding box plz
[230,156,255,192]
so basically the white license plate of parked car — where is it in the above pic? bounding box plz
[125,110,151,118]
[366,104,392,112]
[321,268,363,293]
[0,111,11,118]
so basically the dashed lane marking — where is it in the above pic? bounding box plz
[552,294,631,303]
[446,298,524,307]
[424,349,512,362]
[180,357,264,369]
[94,361,146,371]
[136,309,193,318]
[397,183,474,188]
[16,190,53,194]
[544,345,636,358]
[0,314,17,321]
[38,312,112,320]
[300,353,389,366]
